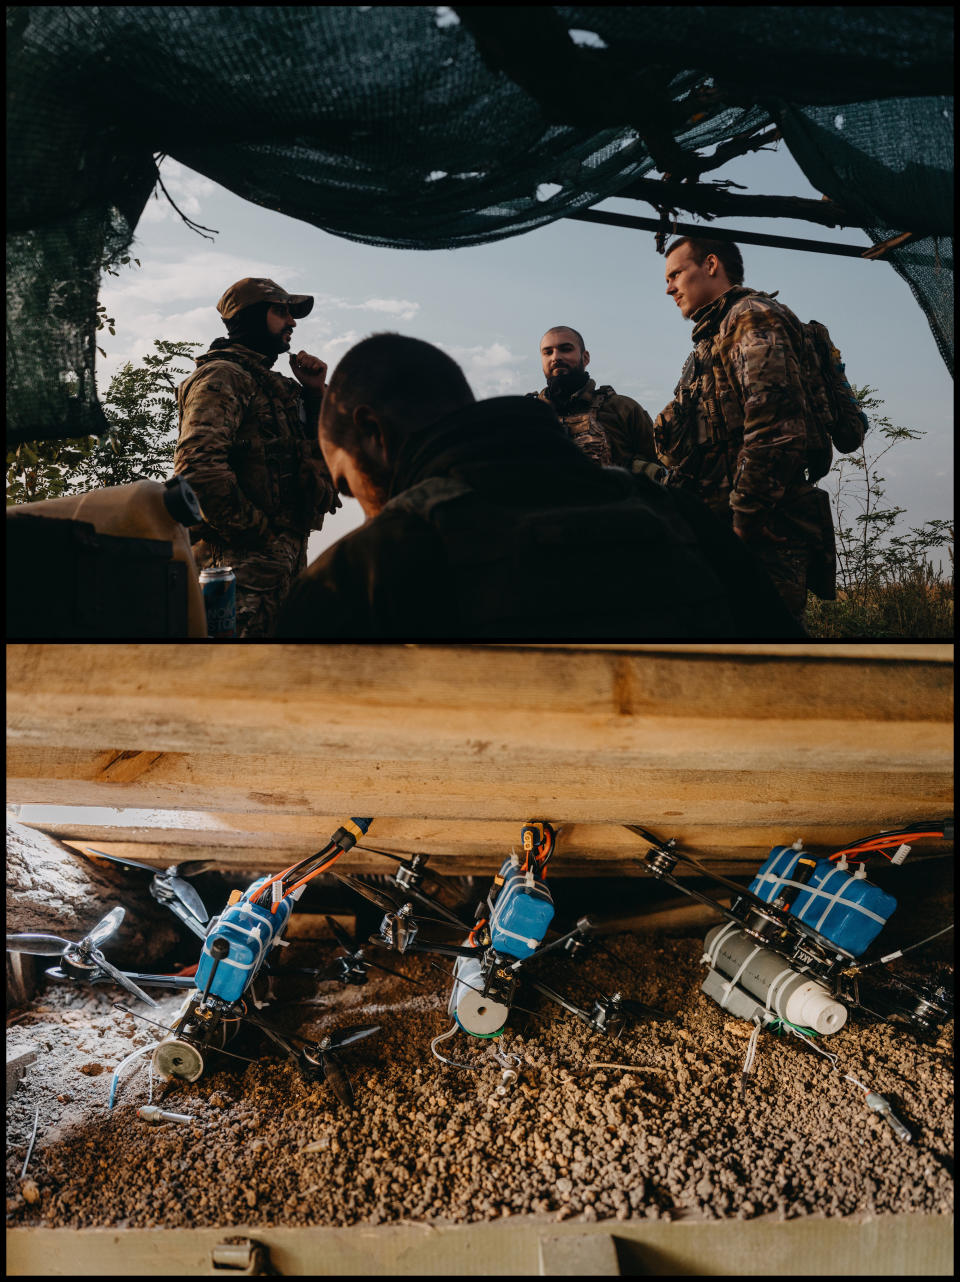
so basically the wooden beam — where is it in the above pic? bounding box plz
[616,175,866,229]
[566,208,876,259]
[6,745,950,817]
[14,816,951,877]
[6,645,952,875]
[6,645,952,751]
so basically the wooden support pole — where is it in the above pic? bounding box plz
[566,208,875,258]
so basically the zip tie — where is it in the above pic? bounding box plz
[20,1102,41,1180]
[720,944,762,1009]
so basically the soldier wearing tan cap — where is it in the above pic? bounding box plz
[174,278,340,637]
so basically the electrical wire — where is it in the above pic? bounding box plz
[20,1102,40,1180]
[856,923,955,968]
[829,824,947,862]
[430,1022,484,1071]
[108,1042,155,1110]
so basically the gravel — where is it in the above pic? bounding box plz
[5,929,953,1231]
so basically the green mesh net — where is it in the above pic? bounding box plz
[6,5,953,443]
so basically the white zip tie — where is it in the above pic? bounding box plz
[720,944,762,1009]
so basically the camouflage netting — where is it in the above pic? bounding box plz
[6,5,954,443]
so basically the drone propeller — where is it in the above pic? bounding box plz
[6,931,74,955]
[89,953,161,1008]
[325,914,355,952]
[8,907,158,1007]
[526,976,591,1023]
[353,847,471,930]
[334,873,465,930]
[298,1023,382,1106]
[83,847,211,936]
[316,916,431,989]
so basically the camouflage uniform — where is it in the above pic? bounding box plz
[174,341,339,637]
[533,378,659,479]
[654,286,837,618]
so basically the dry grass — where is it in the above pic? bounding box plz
[804,565,954,638]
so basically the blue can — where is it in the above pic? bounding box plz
[199,565,237,638]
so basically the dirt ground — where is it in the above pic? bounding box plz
[6,874,954,1236]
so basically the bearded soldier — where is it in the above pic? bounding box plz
[174,278,340,637]
[655,237,836,620]
[531,326,660,480]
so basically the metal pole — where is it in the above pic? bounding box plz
[565,208,875,259]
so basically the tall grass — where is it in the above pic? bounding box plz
[804,386,954,638]
[804,558,954,638]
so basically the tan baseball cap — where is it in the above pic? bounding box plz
[216,277,314,321]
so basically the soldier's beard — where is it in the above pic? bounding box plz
[221,303,286,367]
[545,364,589,406]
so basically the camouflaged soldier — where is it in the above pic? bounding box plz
[532,327,660,480]
[655,238,836,620]
[174,278,340,637]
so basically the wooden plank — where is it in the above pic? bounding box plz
[18,815,949,875]
[7,745,950,822]
[526,644,953,660]
[6,648,953,762]
[6,644,952,875]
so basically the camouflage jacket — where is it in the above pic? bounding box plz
[174,341,338,546]
[655,286,822,537]
[533,378,657,474]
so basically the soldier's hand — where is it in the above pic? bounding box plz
[289,350,327,394]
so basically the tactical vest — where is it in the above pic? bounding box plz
[381,475,737,637]
[658,291,867,496]
[178,347,314,530]
[556,385,615,466]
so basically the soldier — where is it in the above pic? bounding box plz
[174,277,340,637]
[276,332,803,639]
[655,237,836,620]
[532,326,660,479]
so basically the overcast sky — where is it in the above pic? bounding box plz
[98,133,953,565]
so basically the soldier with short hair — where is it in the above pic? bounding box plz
[655,237,837,620]
[174,277,340,637]
[532,326,660,480]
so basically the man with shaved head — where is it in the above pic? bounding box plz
[531,325,659,479]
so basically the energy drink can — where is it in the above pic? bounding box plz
[199,566,237,638]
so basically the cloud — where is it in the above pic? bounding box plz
[346,298,420,321]
[441,341,530,397]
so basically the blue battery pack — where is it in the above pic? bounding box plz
[489,857,555,960]
[195,878,292,1003]
[749,846,897,957]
